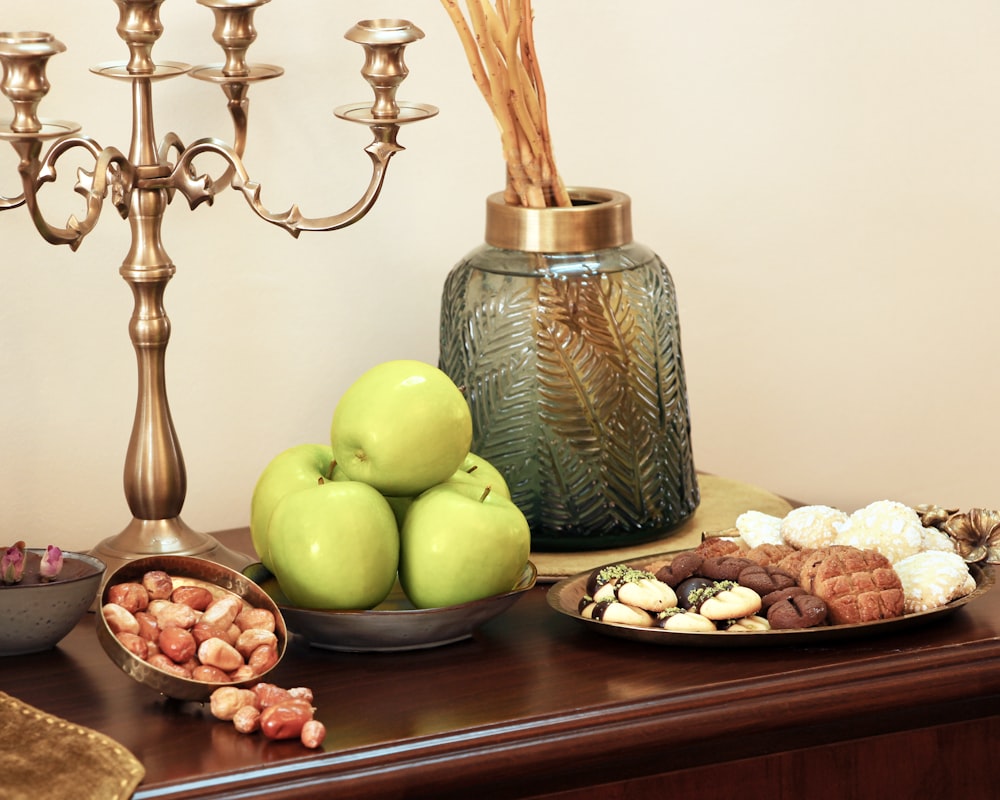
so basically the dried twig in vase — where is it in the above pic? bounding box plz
[440,0,571,208]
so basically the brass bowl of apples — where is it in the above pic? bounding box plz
[247,360,537,651]
[97,556,288,701]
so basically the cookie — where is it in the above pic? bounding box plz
[833,500,924,564]
[798,545,904,625]
[735,511,784,548]
[759,585,807,612]
[693,536,745,560]
[745,543,796,567]
[654,552,704,587]
[675,577,715,610]
[920,525,958,555]
[767,594,828,629]
[700,556,755,582]
[656,609,717,632]
[699,585,762,621]
[894,550,976,613]
[724,615,772,632]
[780,505,848,550]
[776,548,816,579]
[736,564,796,596]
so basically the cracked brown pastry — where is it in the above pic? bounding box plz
[776,548,817,580]
[798,545,904,625]
[745,543,796,567]
[693,536,745,560]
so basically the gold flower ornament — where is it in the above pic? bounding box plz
[917,504,1000,564]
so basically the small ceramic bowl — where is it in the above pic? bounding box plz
[0,549,106,656]
[96,555,288,701]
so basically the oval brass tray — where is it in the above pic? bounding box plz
[546,551,994,647]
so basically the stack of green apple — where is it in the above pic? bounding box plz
[250,360,531,611]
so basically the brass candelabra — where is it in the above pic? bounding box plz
[0,0,436,576]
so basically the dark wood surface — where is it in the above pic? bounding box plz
[4,528,1000,799]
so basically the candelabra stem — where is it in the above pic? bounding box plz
[90,76,252,576]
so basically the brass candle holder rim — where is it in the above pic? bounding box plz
[484,187,634,254]
[347,19,426,46]
[197,0,273,9]
[0,119,79,141]
[334,101,439,126]
[90,60,191,81]
[0,31,66,56]
[188,63,284,84]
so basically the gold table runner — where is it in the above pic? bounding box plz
[531,473,792,582]
[0,691,144,800]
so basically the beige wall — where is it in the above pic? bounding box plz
[2,1,998,552]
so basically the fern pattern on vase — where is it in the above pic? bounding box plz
[439,189,699,552]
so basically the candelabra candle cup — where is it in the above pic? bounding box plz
[346,19,422,120]
[0,5,436,579]
[113,0,166,75]
[198,0,271,79]
[0,31,65,134]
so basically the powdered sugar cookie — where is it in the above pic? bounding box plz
[894,550,976,613]
[780,505,848,550]
[920,525,957,554]
[735,510,784,548]
[834,500,924,564]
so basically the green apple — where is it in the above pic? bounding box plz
[267,479,399,610]
[399,482,531,608]
[250,443,335,571]
[330,360,473,497]
[384,454,509,532]
[384,494,414,529]
[447,452,511,500]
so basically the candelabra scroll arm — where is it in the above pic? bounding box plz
[10,135,134,251]
[156,82,249,205]
[164,128,404,237]
[0,190,24,210]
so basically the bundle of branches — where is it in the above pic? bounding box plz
[441,0,571,208]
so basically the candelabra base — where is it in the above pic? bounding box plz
[90,516,256,587]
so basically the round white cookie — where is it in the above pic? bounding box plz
[834,500,924,564]
[780,505,848,550]
[920,525,958,554]
[894,550,975,613]
[735,510,784,548]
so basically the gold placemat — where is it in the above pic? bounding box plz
[531,473,792,582]
[0,691,144,800]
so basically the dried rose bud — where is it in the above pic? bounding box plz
[39,545,64,581]
[1,541,26,585]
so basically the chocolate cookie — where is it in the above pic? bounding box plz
[736,564,796,596]
[767,594,828,629]
[675,577,715,610]
[700,556,755,582]
[759,585,807,612]
[654,552,704,588]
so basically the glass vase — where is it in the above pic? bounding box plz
[439,188,699,551]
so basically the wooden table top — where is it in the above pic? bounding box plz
[4,528,1000,799]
